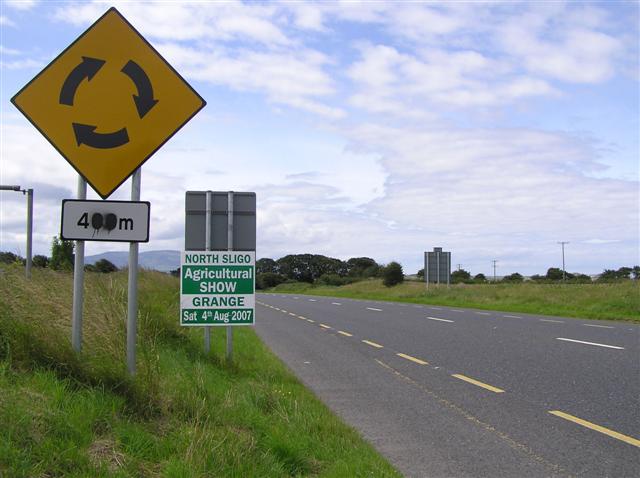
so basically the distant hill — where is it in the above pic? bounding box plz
[85,250,180,272]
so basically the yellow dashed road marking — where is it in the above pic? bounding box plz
[452,374,505,393]
[397,353,428,365]
[362,339,384,348]
[319,323,332,329]
[549,411,640,448]
[338,330,353,337]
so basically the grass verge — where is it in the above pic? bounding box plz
[0,265,400,477]
[268,279,639,322]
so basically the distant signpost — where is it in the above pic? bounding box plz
[181,251,255,326]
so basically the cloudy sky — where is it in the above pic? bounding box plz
[1,0,638,276]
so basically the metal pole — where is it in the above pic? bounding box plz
[492,260,497,282]
[72,177,86,352]
[204,191,212,354]
[558,242,569,281]
[226,191,234,363]
[25,188,33,279]
[425,252,429,289]
[127,168,141,376]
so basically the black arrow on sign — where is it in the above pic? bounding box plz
[59,57,106,106]
[121,60,158,118]
[72,123,129,149]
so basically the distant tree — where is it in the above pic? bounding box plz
[84,264,97,272]
[0,251,24,264]
[277,254,348,283]
[598,267,634,282]
[50,236,74,271]
[451,269,471,283]
[502,272,524,283]
[32,254,49,268]
[169,268,180,277]
[632,266,640,280]
[529,274,545,282]
[257,258,279,274]
[546,267,574,281]
[346,257,379,277]
[616,267,632,279]
[256,272,287,289]
[382,261,404,287]
[473,273,487,283]
[94,259,118,273]
[416,268,424,279]
[571,274,592,283]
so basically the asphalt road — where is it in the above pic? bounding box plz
[254,293,640,477]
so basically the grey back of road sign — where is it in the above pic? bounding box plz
[185,191,256,251]
[424,247,451,284]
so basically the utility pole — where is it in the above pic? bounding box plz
[558,241,569,281]
[492,260,498,282]
[1,185,33,278]
[456,264,462,271]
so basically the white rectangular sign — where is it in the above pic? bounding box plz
[61,199,150,242]
[180,251,255,326]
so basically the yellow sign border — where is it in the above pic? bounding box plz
[10,7,206,199]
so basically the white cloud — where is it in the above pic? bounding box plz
[54,1,289,46]
[0,45,21,55]
[347,44,558,113]
[0,58,44,70]
[0,15,16,27]
[4,0,38,10]
[157,42,343,119]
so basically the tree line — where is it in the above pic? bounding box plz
[0,237,118,273]
[418,266,640,284]
[256,254,404,288]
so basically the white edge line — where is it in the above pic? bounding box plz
[556,338,624,350]
[540,319,564,323]
[366,307,382,312]
[582,324,614,329]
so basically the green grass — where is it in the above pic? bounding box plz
[0,265,399,477]
[268,279,639,322]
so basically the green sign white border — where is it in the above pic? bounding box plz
[180,250,255,327]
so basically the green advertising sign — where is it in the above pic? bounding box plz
[180,251,255,326]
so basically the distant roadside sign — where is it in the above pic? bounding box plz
[61,199,150,242]
[180,251,255,326]
[11,7,206,198]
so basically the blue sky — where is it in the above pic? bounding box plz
[1,0,638,276]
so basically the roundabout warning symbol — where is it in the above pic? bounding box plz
[11,7,206,198]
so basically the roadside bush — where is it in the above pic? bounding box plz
[317,274,355,286]
[382,262,404,287]
[256,272,287,289]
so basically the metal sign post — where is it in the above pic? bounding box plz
[127,169,141,376]
[204,191,212,354]
[72,177,87,352]
[226,191,234,363]
[25,188,33,279]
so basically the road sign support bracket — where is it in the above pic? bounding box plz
[72,177,87,352]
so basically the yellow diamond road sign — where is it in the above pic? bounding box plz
[11,7,206,199]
